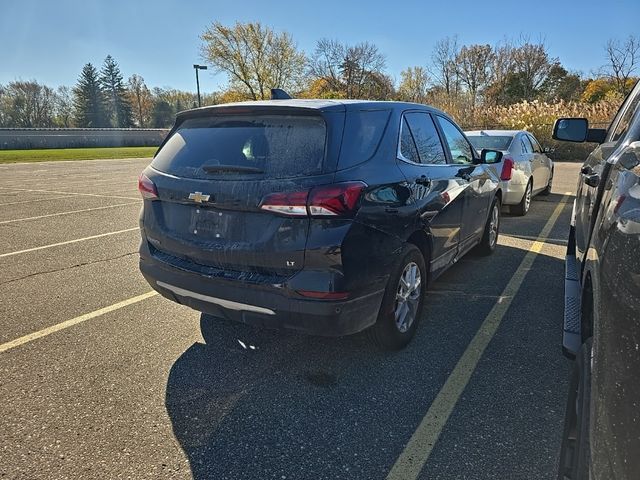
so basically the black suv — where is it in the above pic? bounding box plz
[138,99,503,349]
[554,79,640,479]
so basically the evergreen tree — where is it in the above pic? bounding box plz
[151,100,174,128]
[100,55,134,127]
[73,63,107,127]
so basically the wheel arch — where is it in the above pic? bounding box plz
[406,229,432,283]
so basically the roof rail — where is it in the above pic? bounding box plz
[270,88,292,100]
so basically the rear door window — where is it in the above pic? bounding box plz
[152,114,326,179]
[436,116,474,164]
[521,136,533,153]
[404,113,447,164]
[339,110,390,169]
[527,134,542,153]
[399,117,420,163]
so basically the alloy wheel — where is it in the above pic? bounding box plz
[394,262,422,333]
[489,204,499,247]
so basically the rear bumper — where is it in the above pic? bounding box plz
[500,179,527,205]
[139,246,384,337]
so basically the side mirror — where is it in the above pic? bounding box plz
[618,141,640,170]
[480,149,503,164]
[553,118,588,142]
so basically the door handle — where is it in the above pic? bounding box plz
[385,207,399,214]
[415,175,431,186]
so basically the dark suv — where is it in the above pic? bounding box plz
[554,79,640,479]
[138,99,503,349]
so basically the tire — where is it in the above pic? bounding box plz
[368,244,426,351]
[541,169,553,196]
[512,180,532,216]
[475,197,501,256]
[557,339,592,480]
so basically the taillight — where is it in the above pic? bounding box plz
[309,182,366,216]
[260,182,367,217]
[138,173,158,200]
[259,190,309,216]
[500,157,514,181]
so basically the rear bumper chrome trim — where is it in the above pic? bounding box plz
[156,281,276,315]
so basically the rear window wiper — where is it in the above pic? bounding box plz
[202,164,264,174]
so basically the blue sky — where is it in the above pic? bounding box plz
[1,0,638,93]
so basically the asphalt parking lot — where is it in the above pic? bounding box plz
[0,158,580,480]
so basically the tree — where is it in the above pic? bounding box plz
[0,80,56,127]
[603,36,640,96]
[455,44,494,109]
[53,85,74,127]
[430,36,459,97]
[127,74,153,127]
[100,55,134,127]
[539,64,583,102]
[151,100,174,128]
[308,39,388,99]
[200,21,307,100]
[74,63,107,127]
[484,41,515,105]
[510,40,556,101]
[398,66,430,103]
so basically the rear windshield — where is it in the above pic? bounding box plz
[152,114,326,179]
[466,135,513,151]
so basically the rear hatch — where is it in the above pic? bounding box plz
[142,111,333,278]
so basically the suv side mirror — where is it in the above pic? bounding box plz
[553,118,607,144]
[553,118,588,142]
[480,149,503,164]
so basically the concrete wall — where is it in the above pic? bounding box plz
[0,128,170,150]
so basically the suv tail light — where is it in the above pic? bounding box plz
[138,173,158,199]
[260,182,367,217]
[259,190,309,216]
[500,157,514,181]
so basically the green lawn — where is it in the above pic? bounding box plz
[0,147,157,164]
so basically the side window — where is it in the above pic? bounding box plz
[528,135,542,153]
[404,113,447,164]
[400,117,419,163]
[609,86,640,143]
[437,116,473,164]
[521,136,533,154]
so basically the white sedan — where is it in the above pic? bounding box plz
[465,130,554,216]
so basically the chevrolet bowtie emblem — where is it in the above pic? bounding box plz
[188,191,210,203]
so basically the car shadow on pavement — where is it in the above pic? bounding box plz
[163,191,572,479]
[164,317,384,479]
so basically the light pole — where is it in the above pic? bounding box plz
[193,64,208,107]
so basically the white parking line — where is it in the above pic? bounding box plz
[385,192,572,480]
[0,291,158,354]
[0,186,139,201]
[0,202,139,225]
[0,195,75,206]
[0,227,139,258]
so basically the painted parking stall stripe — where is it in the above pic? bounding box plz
[0,292,158,354]
[0,202,139,224]
[0,227,139,258]
[385,192,573,480]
